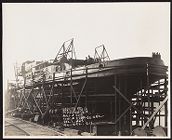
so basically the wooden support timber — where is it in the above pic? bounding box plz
[74,68,88,111]
[7,64,168,136]
[142,96,168,129]
[113,85,147,118]
[6,41,168,136]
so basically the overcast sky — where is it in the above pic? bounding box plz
[3,3,170,85]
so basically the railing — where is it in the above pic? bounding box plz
[14,63,167,89]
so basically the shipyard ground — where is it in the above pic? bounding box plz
[4,117,92,136]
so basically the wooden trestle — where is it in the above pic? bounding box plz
[7,63,168,136]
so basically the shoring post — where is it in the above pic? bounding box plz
[62,75,64,107]
[146,64,151,129]
[47,73,55,104]
[151,88,154,114]
[129,107,132,135]
[32,93,43,116]
[118,76,121,134]
[136,79,139,126]
[137,88,141,125]
[22,76,33,113]
[74,67,88,111]
[50,72,55,110]
[30,73,35,113]
[43,81,48,107]
[70,39,74,105]
[142,96,168,130]
[110,101,113,121]
[22,77,26,108]
[130,76,134,133]
[85,68,88,108]
[114,75,117,134]
[13,89,17,109]
[53,72,55,100]
[113,85,148,122]
[114,106,131,125]
[124,76,130,135]
[41,87,44,111]
[164,77,168,134]
[140,78,144,126]
[158,80,161,126]
[52,74,55,108]
[21,88,33,112]
[70,68,73,106]
[42,74,48,110]
[31,74,43,116]
[39,86,42,111]
[17,90,23,108]
[124,76,127,133]
[146,64,151,118]
[23,76,26,103]
[41,80,49,110]
[150,88,154,128]
[143,89,146,124]
[41,73,55,121]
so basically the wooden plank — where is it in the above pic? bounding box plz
[142,96,168,129]
[113,85,148,120]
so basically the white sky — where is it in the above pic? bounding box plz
[3,2,170,84]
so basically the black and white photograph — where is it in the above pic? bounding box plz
[2,2,170,138]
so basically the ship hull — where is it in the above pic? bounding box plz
[37,56,167,97]
[9,55,168,135]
